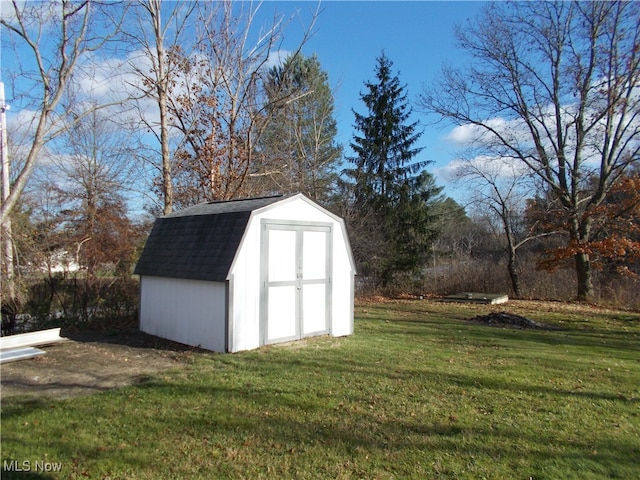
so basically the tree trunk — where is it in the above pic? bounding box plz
[155,15,173,216]
[573,214,594,302]
[507,245,522,299]
[575,251,593,302]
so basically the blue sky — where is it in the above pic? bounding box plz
[258,0,487,201]
[1,0,488,209]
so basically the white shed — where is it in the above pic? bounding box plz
[134,194,356,353]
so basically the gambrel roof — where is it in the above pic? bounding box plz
[134,195,288,282]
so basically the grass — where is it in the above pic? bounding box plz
[1,299,639,479]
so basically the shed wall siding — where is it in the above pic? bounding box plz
[227,211,262,352]
[139,276,227,352]
[331,230,355,337]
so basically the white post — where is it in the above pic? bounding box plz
[1,81,15,313]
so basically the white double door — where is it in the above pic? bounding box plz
[262,222,332,344]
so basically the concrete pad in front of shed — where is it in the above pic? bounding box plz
[442,292,509,305]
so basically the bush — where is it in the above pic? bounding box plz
[3,274,139,334]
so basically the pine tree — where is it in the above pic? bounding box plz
[258,54,342,201]
[347,53,425,206]
[344,53,440,288]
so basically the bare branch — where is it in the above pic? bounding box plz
[1,0,126,224]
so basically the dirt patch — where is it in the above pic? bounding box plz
[0,328,199,400]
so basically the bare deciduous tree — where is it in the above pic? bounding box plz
[419,1,640,301]
[45,108,138,277]
[169,0,319,204]
[123,0,197,215]
[452,156,556,298]
[1,0,125,309]
[0,0,126,223]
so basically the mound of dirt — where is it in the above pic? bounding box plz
[468,311,551,330]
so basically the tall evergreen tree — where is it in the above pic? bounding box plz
[348,53,425,204]
[258,54,342,201]
[344,53,440,288]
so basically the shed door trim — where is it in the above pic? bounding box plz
[260,220,333,346]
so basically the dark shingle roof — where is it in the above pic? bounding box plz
[164,195,288,218]
[134,195,287,281]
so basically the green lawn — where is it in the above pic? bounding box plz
[2,299,639,479]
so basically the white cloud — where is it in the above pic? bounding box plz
[433,158,466,183]
[0,2,63,34]
[6,107,38,141]
[67,51,166,135]
[445,117,518,147]
[76,56,132,100]
[0,1,25,22]
[265,49,291,70]
[437,154,529,184]
[445,124,477,146]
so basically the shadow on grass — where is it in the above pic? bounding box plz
[116,376,640,476]
[0,377,142,402]
[3,301,638,478]
[365,310,640,357]
[0,398,52,419]
[0,466,55,480]
[61,327,204,353]
[3,350,638,478]
[253,348,639,404]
